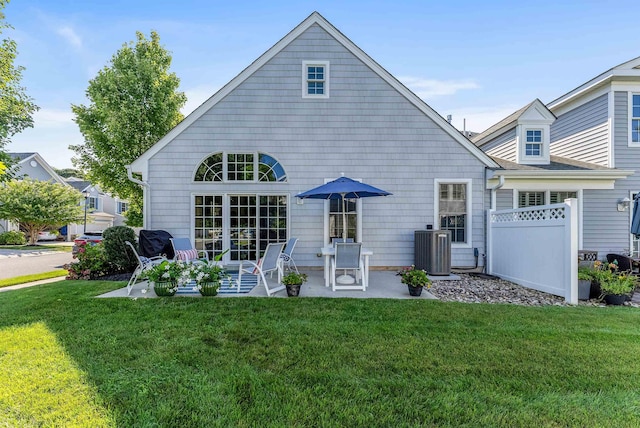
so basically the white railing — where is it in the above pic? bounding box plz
[487,199,578,304]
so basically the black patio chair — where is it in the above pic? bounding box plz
[606,254,640,276]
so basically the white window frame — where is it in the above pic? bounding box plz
[524,129,543,157]
[194,151,288,183]
[190,193,290,266]
[86,196,99,211]
[116,201,128,215]
[434,179,472,249]
[322,177,362,246]
[302,61,329,99]
[516,125,550,165]
[629,92,640,146]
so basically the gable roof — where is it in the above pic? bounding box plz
[548,55,640,110]
[471,99,555,147]
[130,12,498,173]
[8,152,68,186]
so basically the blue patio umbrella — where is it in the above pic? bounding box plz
[632,194,640,238]
[295,176,392,240]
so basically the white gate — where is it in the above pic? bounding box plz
[487,199,578,304]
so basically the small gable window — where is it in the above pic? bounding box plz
[525,130,542,156]
[194,152,287,182]
[632,94,640,144]
[302,61,329,98]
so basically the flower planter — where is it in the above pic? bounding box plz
[589,281,601,299]
[578,279,591,301]
[408,285,423,297]
[286,284,301,297]
[198,282,219,296]
[154,281,177,297]
[604,293,627,305]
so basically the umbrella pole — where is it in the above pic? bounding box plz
[337,194,355,284]
[342,194,347,240]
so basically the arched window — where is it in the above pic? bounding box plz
[194,152,287,182]
[194,153,223,182]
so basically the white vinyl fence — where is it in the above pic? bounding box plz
[487,199,578,304]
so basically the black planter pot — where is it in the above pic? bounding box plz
[589,281,601,299]
[604,293,627,305]
[286,284,301,297]
[408,285,423,297]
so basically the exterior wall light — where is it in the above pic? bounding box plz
[617,197,631,212]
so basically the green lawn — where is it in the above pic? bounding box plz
[0,244,72,252]
[1,281,639,427]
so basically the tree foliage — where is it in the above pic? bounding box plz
[70,31,186,226]
[0,0,39,181]
[54,167,85,179]
[0,179,84,244]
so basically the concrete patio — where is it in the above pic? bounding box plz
[98,269,460,299]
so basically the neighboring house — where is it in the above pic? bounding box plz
[66,178,129,235]
[129,12,499,269]
[472,57,640,258]
[0,152,68,234]
[0,153,129,239]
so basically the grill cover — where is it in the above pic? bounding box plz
[139,230,174,259]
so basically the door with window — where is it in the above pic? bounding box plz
[194,194,287,263]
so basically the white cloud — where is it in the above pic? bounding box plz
[399,76,480,98]
[32,108,75,128]
[57,26,82,49]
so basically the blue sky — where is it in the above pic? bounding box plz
[5,0,640,168]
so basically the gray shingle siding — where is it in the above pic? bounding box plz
[550,93,609,166]
[144,24,488,268]
[484,129,516,161]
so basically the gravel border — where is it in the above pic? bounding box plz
[429,273,639,307]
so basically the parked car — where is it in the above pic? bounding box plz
[72,232,103,255]
[37,231,58,241]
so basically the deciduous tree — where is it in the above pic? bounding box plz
[71,31,186,226]
[0,179,84,245]
[0,0,39,181]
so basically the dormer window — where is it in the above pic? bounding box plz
[302,61,329,98]
[631,93,640,145]
[525,130,543,156]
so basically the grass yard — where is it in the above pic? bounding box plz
[1,281,639,427]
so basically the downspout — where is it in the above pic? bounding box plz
[126,165,149,229]
[486,171,505,274]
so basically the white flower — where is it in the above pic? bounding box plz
[141,289,147,294]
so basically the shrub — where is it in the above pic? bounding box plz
[102,226,137,272]
[64,242,111,280]
[0,231,26,245]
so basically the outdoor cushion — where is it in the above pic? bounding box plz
[176,249,199,261]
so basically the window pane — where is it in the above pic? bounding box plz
[227,153,254,181]
[439,183,467,243]
[519,191,545,207]
[550,191,577,204]
[633,119,640,143]
[525,143,541,156]
[258,153,287,182]
[194,195,223,260]
[194,153,223,181]
[329,198,357,241]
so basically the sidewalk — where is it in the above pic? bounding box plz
[0,276,66,292]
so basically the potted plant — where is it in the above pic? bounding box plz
[143,260,191,296]
[600,273,636,305]
[397,265,431,296]
[281,272,307,297]
[577,266,594,300]
[191,262,229,296]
